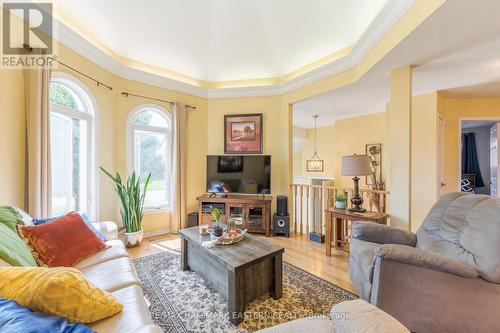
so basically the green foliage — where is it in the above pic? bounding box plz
[211,207,221,225]
[50,83,77,109]
[133,111,152,125]
[335,192,347,202]
[100,167,151,233]
[137,134,166,182]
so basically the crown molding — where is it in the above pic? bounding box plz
[51,0,414,99]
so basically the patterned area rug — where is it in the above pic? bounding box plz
[134,250,356,333]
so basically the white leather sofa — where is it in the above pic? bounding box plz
[0,209,162,333]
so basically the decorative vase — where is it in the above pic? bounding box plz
[124,229,144,248]
[335,200,347,209]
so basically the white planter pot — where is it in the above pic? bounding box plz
[124,229,144,248]
[335,201,347,209]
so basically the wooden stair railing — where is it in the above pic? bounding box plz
[290,184,389,235]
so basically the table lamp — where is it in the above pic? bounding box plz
[341,154,372,212]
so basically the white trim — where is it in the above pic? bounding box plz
[50,72,100,220]
[144,228,172,238]
[51,0,414,99]
[126,104,172,209]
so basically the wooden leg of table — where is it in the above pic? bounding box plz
[180,237,189,271]
[228,270,245,325]
[325,212,332,257]
[334,217,341,250]
[272,254,283,299]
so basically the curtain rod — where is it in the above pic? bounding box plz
[23,44,113,90]
[53,58,113,90]
[121,92,197,110]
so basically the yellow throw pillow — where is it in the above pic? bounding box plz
[0,267,122,323]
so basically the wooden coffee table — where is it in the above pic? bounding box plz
[179,227,284,325]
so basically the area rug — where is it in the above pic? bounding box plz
[133,250,356,333]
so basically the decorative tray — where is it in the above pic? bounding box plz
[210,228,247,245]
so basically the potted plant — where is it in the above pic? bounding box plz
[335,192,348,209]
[211,207,224,237]
[100,167,151,248]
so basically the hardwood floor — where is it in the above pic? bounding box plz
[128,232,356,294]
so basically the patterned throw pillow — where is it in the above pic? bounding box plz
[33,212,106,241]
[17,212,108,267]
[0,267,122,323]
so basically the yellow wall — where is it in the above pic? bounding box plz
[294,112,386,188]
[207,96,289,214]
[441,98,500,194]
[0,38,208,234]
[386,66,412,230]
[0,69,25,207]
[411,92,440,232]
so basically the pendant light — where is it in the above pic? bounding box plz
[306,115,324,172]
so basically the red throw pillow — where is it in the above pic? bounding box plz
[17,212,108,267]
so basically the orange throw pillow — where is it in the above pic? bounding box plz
[17,212,108,267]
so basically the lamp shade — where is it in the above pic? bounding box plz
[341,154,372,176]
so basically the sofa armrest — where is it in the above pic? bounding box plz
[92,221,119,241]
[351,221,417,246]
[375,244,479,278]
[331,300,409,333]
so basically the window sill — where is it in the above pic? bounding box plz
[143,207,171,215]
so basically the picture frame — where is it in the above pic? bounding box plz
[224,113,263,154]
[365,143,382,186]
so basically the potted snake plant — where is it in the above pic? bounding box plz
[101,167,151,248]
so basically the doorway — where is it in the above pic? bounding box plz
[460,120,500,196]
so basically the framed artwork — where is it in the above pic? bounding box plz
[217,156,243,173]
[365,143,382,186]
[224,113,263,154]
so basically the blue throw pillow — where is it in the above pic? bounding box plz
[0,297,95,333]
[33,212,106,241]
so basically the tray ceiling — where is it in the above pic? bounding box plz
[53,0,388,82]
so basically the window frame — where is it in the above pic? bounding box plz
[49,72,99,220]
[127,104,172,212]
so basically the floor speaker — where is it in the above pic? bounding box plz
[273,213,290,237]
[277,195,288,216]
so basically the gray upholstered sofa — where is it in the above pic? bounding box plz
[349,192,500,333]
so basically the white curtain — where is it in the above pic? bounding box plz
[23,66,52,218]
[170,102,187,232]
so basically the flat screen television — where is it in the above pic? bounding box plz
[206,155,271,194]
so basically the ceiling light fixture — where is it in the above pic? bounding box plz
[306,115,324,172]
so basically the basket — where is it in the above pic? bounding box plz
[210,228,247,245]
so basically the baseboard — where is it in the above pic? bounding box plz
[144,228,172,238]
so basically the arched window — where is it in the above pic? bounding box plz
[49,73,97,218]
[128,105,171,210]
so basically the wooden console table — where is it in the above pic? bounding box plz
[325,208,389,256]
[197,194,272,236]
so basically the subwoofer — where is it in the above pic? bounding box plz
[276,195,288,216]
[273,214,290,237]
[187,212,198,228]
